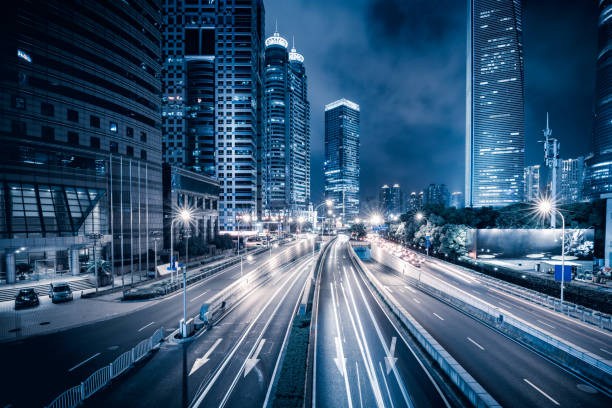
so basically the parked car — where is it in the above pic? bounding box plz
[49,282,73,303]
[15,288,40,309]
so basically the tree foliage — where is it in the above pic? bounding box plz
[349,223,367,238]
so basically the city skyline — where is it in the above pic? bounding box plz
[266,0,598,199]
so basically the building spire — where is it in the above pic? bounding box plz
[292,35,295,50]
[275,19,278,34]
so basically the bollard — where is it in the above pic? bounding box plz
[109,362,114,378]
[80,382,85,400]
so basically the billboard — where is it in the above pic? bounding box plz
[466,228,594,259]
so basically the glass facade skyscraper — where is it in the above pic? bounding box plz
[162,0,265,230]
[263,32,311,215]
[466,0,525,207]
[0,0,163,283]
[586,0,612,199]
[324,99,360,221]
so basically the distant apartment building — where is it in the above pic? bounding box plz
[324,99,360,221]
[161,0,265,230]
[524,165,541,202]
[466,0,525,207]
[379,185,391,216]
[407,191,423,213]
[559,157,585,203]
[423,184,450,207]
[450,192,465,209]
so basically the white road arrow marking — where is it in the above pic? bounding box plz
[334,336,347,376]
[190,338,222,376]
[384,336,398,375]
[244,338,266,377]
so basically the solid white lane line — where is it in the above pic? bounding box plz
[498,301,512,309]
[356,361,364,408]
[537,319,555,329]
[467,337,485,351]
[330,281,354,408]
[137,321,155,332]
[404,286,416,294]
[523,378,560,406]
[600,348,612,356]
[68,352,101,372]
[378,361,395,408]
[433,312,444,321]
[190,290,209,302]
[413,298,421,304]
[384,286,393,293]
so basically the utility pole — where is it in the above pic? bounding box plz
[542,112,559,227]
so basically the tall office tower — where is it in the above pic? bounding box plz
[391,184,403,214]
[559,157,586,203]
[162,0,265,230]
[423,184,450,207]
[379,185,391,216]
[0,0,163,283]
[450,192,465,209]
[466,0,525,207]
[324,99,360,221]
[523,165,541,202]
[262,31,310,216]
[586,0,612,198]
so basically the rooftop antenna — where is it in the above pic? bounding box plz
[292,35,295,50]
[275,19,278,34]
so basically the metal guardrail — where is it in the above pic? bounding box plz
[371,244,612,383]
[47,327,164,408]
[348,243,500,408]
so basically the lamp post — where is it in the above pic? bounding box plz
[415,212,430,257]
[151,230,162,279]
[237,214,252,279]
[537,199,567,302]
[175,209,193,337]
[314,200,333,234]
[86,232,103,293]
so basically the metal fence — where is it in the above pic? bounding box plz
[47,327,164,408]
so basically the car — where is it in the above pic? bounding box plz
[15,288,40,309]
[49,282,73,303]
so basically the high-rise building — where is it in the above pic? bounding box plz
[391,184,403,215]
[324,99,360,221]
[407,192,423,213]
[559,157,585,203]
[524,165,541,202]
[379,185,391,216]
[0,0,163,283]
[450,192,465,209]
[423,184,450,207]
[466,0,525,207]
[262,31,310,216]
[161,0,265,230]
[586,0,612,199]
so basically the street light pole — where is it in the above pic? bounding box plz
[537,199,567,303]
[183,227,190,335]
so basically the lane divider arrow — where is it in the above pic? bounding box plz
[190,338,222,376]
[333,336,347,376]
[384,336,397,375]
[244,338,266,377]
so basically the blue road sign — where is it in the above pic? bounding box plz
[425,236,431,248]
[554,265,572,282]
[373,225,388,231]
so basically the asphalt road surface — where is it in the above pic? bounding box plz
[314,237,450,408]
[365,259,612,407]
[0,239,311,408]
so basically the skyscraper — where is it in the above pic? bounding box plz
[450,192,465,209]
[586,0,612,198]
[161,0,265,230]
[0,0,163,282]
[324,99,360,221]
[523,165,541,202]
[559,157,586,203]
[423,184,450,207]
[263,31,310,215]
[379,185,391,216]
[466,0,525,207]
[391,184,403,215]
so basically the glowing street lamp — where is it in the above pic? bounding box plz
[415,212,424,221]
[370,214,383,226]
[536,198,567,302]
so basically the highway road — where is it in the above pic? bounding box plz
[314,237,450,408]
[365,259,612,407]
[377,241,612,360]
[87,253,314,407]
[0,239,311,408]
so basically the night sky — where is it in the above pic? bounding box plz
[264,0,598,203]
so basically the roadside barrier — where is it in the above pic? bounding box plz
[371,244,612,393]
[348,243,501,408]
[47,327,164,408]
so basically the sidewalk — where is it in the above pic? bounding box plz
[0,281,156,342]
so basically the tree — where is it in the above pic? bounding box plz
[349,223,367,239]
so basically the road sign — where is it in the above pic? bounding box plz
[554,265,572,282]
[373,225,388,231]
[425,236,431,249]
